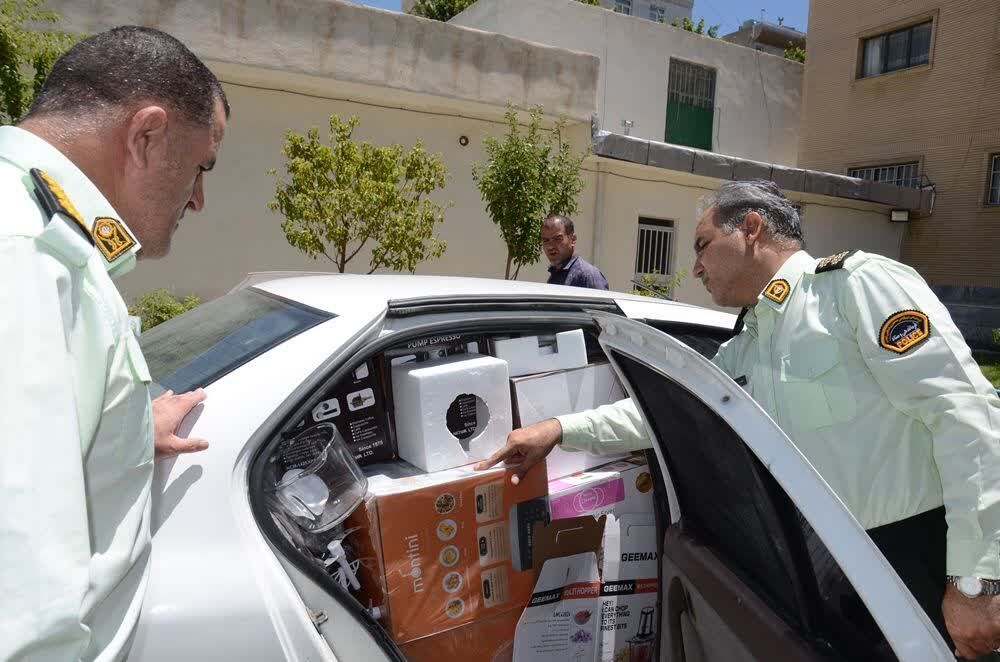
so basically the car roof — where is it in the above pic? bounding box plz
[245,272,734,328]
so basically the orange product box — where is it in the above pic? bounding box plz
[345,461,549,644]
[400,607,520,662]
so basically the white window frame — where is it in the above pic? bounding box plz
[848,162,921,188]
[988,154,1000,206]
[648,4,666,23]
[614,0,632,15]
[634,218,675,282]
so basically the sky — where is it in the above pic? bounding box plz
[349,0,810,36]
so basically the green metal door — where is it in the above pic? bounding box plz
[665,59,716,151]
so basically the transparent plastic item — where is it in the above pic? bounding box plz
[268,423,368,533]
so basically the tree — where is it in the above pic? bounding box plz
[268,115,449,275]
[472,105,587,280]
[0,0,78,125]
[410,0,600,22]
[128,289,201,332]
[784,43,806,63]
[671,17,720,38]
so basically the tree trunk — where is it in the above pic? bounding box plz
[504,252,514,280]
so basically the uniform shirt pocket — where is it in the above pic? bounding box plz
[778,337,857,431]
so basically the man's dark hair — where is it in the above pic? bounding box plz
[543,214,575,236]
[703,179,804,247]
[25,26,229,126]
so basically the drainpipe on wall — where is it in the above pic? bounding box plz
[592,161,605,273]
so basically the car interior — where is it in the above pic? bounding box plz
[247,307,898,662]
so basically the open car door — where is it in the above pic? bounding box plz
[592,311,950,661]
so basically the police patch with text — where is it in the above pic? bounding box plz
[879,310,930,354]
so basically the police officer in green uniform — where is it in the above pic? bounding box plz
[479,180,1000,659]
[0,27,228,661]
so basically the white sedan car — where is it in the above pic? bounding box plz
[131,274,950,661]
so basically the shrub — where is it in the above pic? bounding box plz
[128,289,201,332]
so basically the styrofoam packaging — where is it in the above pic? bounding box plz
[511,362,628,480]
[599,514,659,662]
[492,329,587,378]
[392,353,512,472]
[547,455,655,521]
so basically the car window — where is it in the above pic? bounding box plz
[140,288,332,392]
[642,320,733,359]
[611,349,895,659]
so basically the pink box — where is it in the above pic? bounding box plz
[549,477,625,519]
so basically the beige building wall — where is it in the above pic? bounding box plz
[453,0,803,166]
[798,0,1000,287]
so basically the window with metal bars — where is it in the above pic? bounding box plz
[614,0,632,15]
[860,21,932,78]
[666,59,716,150]
[634,219,674,279]
[848,162,921,188]
[648,4,666,22]
[988,155,1000,206]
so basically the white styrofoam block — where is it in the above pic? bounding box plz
[512,363,628,479]
[492,329,587,378]
[391,353,512,472]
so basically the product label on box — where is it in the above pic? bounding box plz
[481,565,510,608]
[446,393,479,440]
[474,480,504,522]
[549,478,625,519]
[599,514,659,662]
[477,521,510,566]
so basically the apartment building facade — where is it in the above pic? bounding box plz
[599,0,691,24]
[798,0,1000,288]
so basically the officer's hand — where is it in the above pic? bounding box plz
[474,418,562,485]
[943,583,1000,658]
[152,389,210,460]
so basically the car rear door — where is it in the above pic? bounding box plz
[591,312,949,661]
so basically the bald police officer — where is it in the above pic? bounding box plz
[479,180,1000,659]
[0,27,228,661]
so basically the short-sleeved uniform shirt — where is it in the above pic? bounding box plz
[0,126,154,661]
[558,250,1000,578]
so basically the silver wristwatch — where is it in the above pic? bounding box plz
[948,575,1000,598]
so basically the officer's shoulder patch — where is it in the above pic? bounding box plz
[30,168,94,246]
[879,310,930,354]
[763,278,791,304]
[92,217,136,263]
[815,250,857,273]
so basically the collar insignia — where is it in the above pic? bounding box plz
[93,217,136,263]
[816,250,856,273]
[30,168,94,246]
[879,310,930,354]
[763,279,791,305]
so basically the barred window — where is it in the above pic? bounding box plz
[648,4,666,22]
[634,219,674,278]
[848,162,920,188]
[668,59,717,110]
[614,0,631,15]
[988,155,1000,206]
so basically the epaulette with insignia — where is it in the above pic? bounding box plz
[815,250,857,273]
[30,168,95,247]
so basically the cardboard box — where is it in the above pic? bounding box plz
[548,455,655,521]
[492,329,587,378]
[400,607,520,662]
[345,462,550,644]
[511,362,629,480]
[392,353,512,472]
[514,516,606,662]
[306,359,394,465]
[599,513,659,662]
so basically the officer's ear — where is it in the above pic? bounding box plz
[741,211,766,246]
[125,105,169,170]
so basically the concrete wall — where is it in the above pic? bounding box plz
[799,0,1000,288]
[48,0,599,123]
[454,0,803,166]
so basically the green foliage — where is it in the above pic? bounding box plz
[671,17,720,38]
[268,115,449,274]
[784,43,806,63]
[409,0,600,21]
[128,289,201,332]
[472,105,587,280]
[629,270,686,299]
[0,0,78,125]
[993,328,1000,347]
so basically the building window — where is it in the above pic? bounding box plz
[848,162,921,188]
[861,21,932,78]
[648,4,666,22]
[634,219,675,281]
[614,0,631,15]
[665,59,716,151]
[988,155,1000,206]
